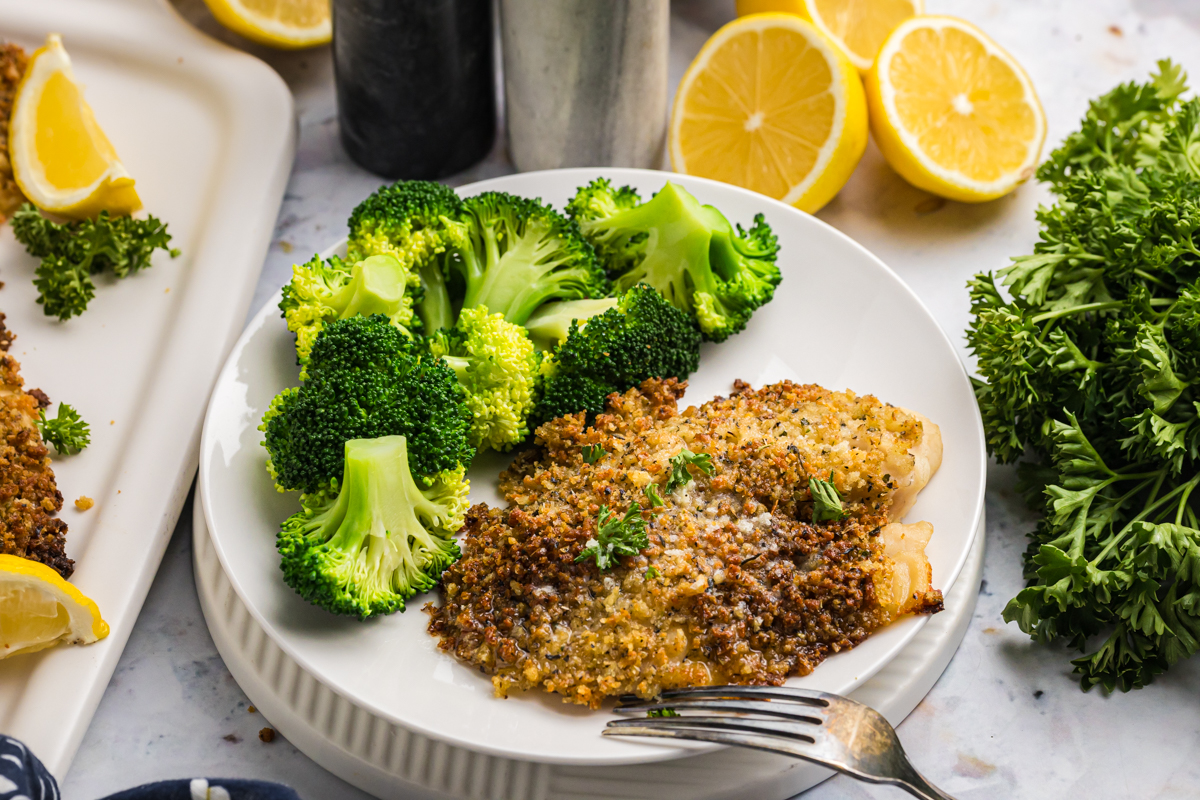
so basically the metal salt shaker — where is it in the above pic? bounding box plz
[499,0,670,172]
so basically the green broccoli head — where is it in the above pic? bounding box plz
[452,191,609,325]
[347,180,467,270]
[524,296,621,351]
[566,181,782,342]
[564,178,645,274]
[279,253,414,371]
[260,314,473,494]
[348,180,475,335]
[427,306,542,452]
[531,283,702,426]
[277,435,468,619]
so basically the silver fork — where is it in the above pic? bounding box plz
[604,686,955,800]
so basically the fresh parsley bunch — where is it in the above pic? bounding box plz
[11,204,179,320]
[966,60,1200,691]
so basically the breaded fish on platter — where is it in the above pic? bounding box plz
[427,378,942,708]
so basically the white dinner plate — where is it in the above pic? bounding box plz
[198,167,986,766]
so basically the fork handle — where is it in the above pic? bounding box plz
[898,768,958,800]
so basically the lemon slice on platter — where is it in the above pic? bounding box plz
[865,16,1046,202]
[0,554,108,659]
[670,13,868,214]
[736,0,923,72]
[9,34,141,220]
[203,0,332,50]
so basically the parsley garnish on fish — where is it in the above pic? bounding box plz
[966,60,1200,692]
[582,444,606,463]
[644,483,664,507]
[576,504,649,571]
[808,476,846,522]
[665,448,714,492]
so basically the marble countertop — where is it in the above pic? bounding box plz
[61,0,1200,797]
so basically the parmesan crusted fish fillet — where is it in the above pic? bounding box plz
[427,378,942,708]
[0,42,27,222]
[0,315,72,578]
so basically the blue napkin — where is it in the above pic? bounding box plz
[0,736,302,800]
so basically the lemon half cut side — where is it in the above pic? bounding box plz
[203,0,332,50]
[9,34,141,220]
[736,0,924,73]
[0,554,108,660]
[865,16,1046,202]
[671,13,869,214]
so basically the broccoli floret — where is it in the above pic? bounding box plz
[277,435,468,619]
[428,306,541,452]
[347,180,467,271]
[448,192,609,326]
[347,180,474,334]
[279,253,413,371]
[566,181,782,342]
[531,284,701,426]
[261,314,473,494]
[524,297,620,351]
[564,178,644,274]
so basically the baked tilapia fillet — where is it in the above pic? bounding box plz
[0,317,71,577]
[427,378,943,708]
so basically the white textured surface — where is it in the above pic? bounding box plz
[63,0,1200,798]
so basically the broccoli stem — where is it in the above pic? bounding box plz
[462,218,587,325]
[417,259,455,333]
[330,255,408,318]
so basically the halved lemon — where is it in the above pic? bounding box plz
[671,14,868,214]
[203,0,332,50]
[0,554,108,660]
[9,34,141,220]
[865,16,1046,202]
[736,0,923,72]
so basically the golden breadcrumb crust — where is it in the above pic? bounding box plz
[0,315,71,577]
[427,379,941,708]
[0,42,26,222]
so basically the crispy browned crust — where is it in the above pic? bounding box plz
[0,348,71,578]
[0,42,26,222]
[427,378,940,708]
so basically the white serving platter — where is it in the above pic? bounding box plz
[0,0,294,778]
[198,168,986,767]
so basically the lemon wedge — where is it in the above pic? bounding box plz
[670,13,868,214]
[203,0,332,50]
[0,554,108,659]
[736,0,923,72]
[865,16,1046,202]
[9,34,141,221]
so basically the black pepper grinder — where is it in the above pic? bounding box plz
[332,0,496,179]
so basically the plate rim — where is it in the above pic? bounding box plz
[198,167,987,766]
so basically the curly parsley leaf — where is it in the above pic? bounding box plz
[582,444,606,463]
[644,482,664,508]
[38,403,91,455]
[576,503,649,571]
[646,708,679,718]
[665,448,714,493]
[970,61,1200,691]
[808,476,846,522]
[11,204,179,320]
